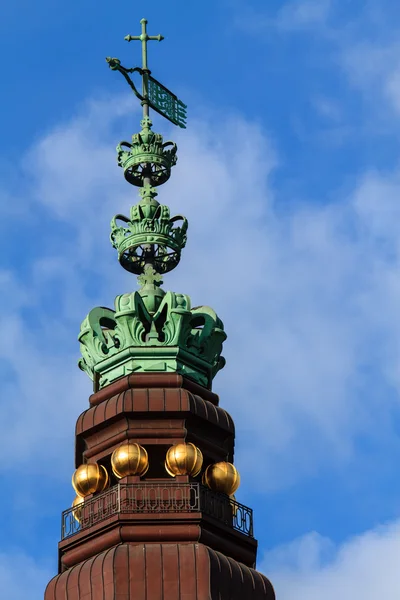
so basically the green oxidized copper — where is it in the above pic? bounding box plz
[106,19,187,128]
[110,183,188,274]
[116,116,177,186]
[79,19,226,391]
[78,266,226,390]
[147,76,187,129]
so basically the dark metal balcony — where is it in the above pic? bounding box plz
[61,482,253,540]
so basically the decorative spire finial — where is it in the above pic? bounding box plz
[78,20,227,392]
[106,18,187,128]
[125,18,164,69]
[106,18,188,280]
[124,18,164,122]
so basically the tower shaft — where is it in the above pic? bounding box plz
[45,375,274,599]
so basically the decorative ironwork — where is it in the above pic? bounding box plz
[148,76,187,128]
[106,61,187,129]
[107,19,187,128]
[199,485,253,536]
[61,483,253,540]
[109,190,188,276]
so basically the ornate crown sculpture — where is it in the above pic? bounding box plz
[78,266,226,390]
[117,116,177,186]
[78,19,226,391]
[110,184,188,274]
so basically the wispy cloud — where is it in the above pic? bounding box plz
[312,95,342,121]
[231,0,332,34]
[0,551,51,600]
[341,40,400,117]
[262,519,400,599]
[276,0,331,31]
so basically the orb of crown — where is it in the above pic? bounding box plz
[117,116,177,186]
[110,184,188,275]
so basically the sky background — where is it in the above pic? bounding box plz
[1,0,400,597]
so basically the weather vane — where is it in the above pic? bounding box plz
[106,18,187,128]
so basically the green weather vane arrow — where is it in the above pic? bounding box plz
[106,18,187,128]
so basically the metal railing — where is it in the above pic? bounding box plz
[62,482,253,540]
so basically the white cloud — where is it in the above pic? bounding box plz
[276,0,331,30]
[282,4,400,123]
[340,40,400,116]
[312,96,341,121]
[231,0,332,35]
[231,2,400,136]
[262,519,400,599]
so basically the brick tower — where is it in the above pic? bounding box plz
[44,19,275,600]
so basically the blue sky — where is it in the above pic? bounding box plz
[2,0,400,597]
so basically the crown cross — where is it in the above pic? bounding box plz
[125,18,164,72]
[138,264,163,288]
[124,18,163,120]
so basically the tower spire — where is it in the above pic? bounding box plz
[43,19,275,600]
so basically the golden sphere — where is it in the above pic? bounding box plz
[165,443,203,477]
[111,442,149,479]
[72,463,109,497]
[203,462,240,496]
[71,495,84,523]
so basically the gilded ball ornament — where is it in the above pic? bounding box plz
[111,441,149,479]
[72,463,109,497]
[71,495,85,523]
[203,462,240,496]
[165,443,203,477]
